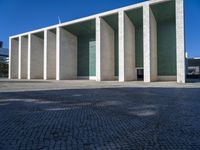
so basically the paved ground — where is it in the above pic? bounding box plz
[0,79,200,149]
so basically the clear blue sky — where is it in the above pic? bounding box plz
[0,0,199,57]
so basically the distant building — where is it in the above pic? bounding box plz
[0,41,3,48]
[187,58,200,78]
[0,41,9,77]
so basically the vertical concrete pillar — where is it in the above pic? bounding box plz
[44,30,56,80]
[56,27,77,80]
[176,0,185,83]
[20,36,28,79]
[96,17,101,81]
[119,11,136,82]
[143,4,157,82]
[27,34,31,80]
[143,4,151,82]
[96,17,115,81]
[18,36,22,79]
[30,33,44,79]
[9,38,19,79]
[44,30,47,80]
[9,38,11,79]
[56,27,60,80]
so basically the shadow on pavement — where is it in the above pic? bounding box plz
[0,87,199,149]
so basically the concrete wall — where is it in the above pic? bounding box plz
[157,76,176,81]
[150,7,157,81]
[119,11,136,81]
[176,0,185,83]
[135,26,143,68]
[114,32,119,77]
[77,34,96,77]
[96,17,115,81]
[20,36,28,79]
[157,21,176,76]
[10,38,19,79]
[44,30,56,80]
[56,27,77,80]
[30,34,44,79]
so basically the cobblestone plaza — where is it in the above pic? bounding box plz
[0,80,200,149]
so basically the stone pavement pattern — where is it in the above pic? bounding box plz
[0,80,200,149]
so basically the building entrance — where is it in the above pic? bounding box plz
[137,69,143,81]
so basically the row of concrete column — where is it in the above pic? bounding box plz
[9,0,185,83]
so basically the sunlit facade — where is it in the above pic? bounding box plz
[9,0,185,82]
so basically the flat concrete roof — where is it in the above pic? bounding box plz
[10,0,170,39]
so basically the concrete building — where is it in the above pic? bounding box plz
[187,57,200,76]
[0,41,9,77]
[9,0,186,83]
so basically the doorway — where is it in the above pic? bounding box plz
[137,69,143,81]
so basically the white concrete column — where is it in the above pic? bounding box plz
[44,30,47,80]
[8,38,11,79]
[10,38,19,79]
[143,4,157,82]
[119,11,136,82]
[176,0,185,83]
[96,17,101,81]
[30,34,44,79]
[27,34,31,80]
[18,36,22,79]
[96,17,115,81]
[143,4,151,82]
[56,27,77,80]
[56,27,60,80]
[20,36,28,79]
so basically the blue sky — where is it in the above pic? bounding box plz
[0,0,199,57]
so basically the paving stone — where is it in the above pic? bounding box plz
[0,81,200,149]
